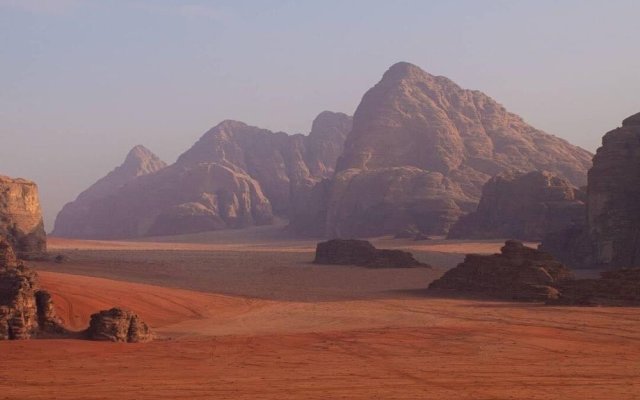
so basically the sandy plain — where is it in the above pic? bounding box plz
[1,228,638,399]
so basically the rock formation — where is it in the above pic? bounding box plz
[52,145,167,237]
[0,240,64,340]
[293,62,592,238]
[448,171,586,241]
[541,112,640,269]
[429,240,573,301]
[53,112,352,239]
[586,112,640,267]
[552,269,640,306]
[85,307,153,343]
[0,175,47,257]
[313,239,428,268]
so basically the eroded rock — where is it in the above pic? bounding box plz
[293,62,592,238]
[313,239,428,268]
[0,240,64,340]
[448,171,586,241]
[85,307,153,343]
[0,175,47,258]
[429,240,573,301]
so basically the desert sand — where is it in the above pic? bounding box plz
[1,233,638,399]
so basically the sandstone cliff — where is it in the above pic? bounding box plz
[586,112,640,267]
[541,112,640,269]
[448,171,586,241]
[0,175,47,257]
[293,62,592,238]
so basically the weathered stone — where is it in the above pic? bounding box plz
[429,240,573,301]
[0,240,64,340]
[313,239,428,268]
[85,307,153,343]
[0,175,47,258]
[586,112,640,267]
[541,112,640,269]
[553,269,640,306]
[448,171,586,241]
[293,62,592,238]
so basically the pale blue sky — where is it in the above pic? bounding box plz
[1,0,639,230]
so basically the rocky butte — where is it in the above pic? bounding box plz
[53,112,352,239]
[541,112,640,269]
[0,175,47,258]
[292,62,592,238]
[448,170,586,241]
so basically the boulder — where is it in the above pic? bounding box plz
[313,239,428,268]
[428,240,573,301]
[85,307,153,343]
[448,171,586,241]
[0,175,47,258]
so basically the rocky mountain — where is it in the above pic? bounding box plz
[0,175,47,257]
[293,62,593,238]
[52,145,167,237]
[53,111,351,239]
[448,171,586,241]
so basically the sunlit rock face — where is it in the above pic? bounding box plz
[293,62,592,238]
[0,175,47,257]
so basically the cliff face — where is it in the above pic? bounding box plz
[53,112,351,239]
[293,62,592,238]
[0,175,46,257]
[448,171,586,241]
[586,112,640,267]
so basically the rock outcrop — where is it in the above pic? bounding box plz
[0,240,64,340]
[541,112,640,269]
[53,112,352,239]
[293,62,592,238]
[313,239,428,268]
[448,171,586,241]
[84,307,153,343]
[429,240,573,301]
[553,269,640,306]
[586,112,640,267]
[0,175,47,257]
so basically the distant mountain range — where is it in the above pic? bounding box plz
[53,62,592,239]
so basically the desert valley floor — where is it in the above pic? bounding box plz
[1,226,639,399]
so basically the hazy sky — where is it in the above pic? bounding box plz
[1,0,639,231]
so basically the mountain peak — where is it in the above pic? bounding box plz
[384,62,427,79]
[121,145,166,175]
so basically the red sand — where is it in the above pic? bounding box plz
[1,238,639,399]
